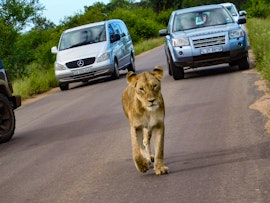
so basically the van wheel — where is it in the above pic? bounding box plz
[238,56,250,70]
[59,83,69,91]
[127,55,135,72]
[111,61,120,79]
[169,54,184,80]
[0,93,15,143]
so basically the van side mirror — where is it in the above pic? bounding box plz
[159,29,168,36]
[110,34,120,43]
[51,46,58,54]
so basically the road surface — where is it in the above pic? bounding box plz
[1,46,270,202]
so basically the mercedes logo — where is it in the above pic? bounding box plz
[77,59,84,67]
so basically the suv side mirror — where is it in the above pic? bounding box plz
[239,10,247,16]
[110,34,120,43]
[238,17,246,25]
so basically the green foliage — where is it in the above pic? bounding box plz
[13,63,58,99]
[247,18,270,80]
[109,7,162,43]
[245,0,270,18]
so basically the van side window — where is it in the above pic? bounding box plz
[108,24,115,36]
[118,22,129,37]
[112,23,125,38]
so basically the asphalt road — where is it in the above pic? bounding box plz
[1,46,270,203]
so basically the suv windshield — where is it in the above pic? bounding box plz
[173,8,233,32]
[59,24,106,51]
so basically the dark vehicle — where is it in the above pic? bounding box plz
[0,59,21,143]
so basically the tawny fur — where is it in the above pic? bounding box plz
[122,66,168,175]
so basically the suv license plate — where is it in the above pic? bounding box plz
[73,67,91,75]
[201,46,222,54]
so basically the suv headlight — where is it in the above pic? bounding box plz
[97,52,110,63]
[229,29,244,39]
[172,38,189,46]
[55,63,66,71]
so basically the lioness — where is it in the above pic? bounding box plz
[122,66,168,175]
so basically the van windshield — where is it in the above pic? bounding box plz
[59,25,106,51]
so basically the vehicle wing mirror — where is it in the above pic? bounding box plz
[239,10,247,16]
[238,17,246,25]
[51,46,58,54]
[159,29,168,36]
[110,34,120,43]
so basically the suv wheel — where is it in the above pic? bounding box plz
[59,83,69,91]
[238,56,250,70]
[166,55,172,76]
[127,55,135,72]
[0,93,15,143]
[169,54,184,80]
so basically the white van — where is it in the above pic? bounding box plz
[51,19,135,90]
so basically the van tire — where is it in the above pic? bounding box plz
[127,55,135,72]
[59,83,69,91]
[0,93,15,143]
[111,61,120,79]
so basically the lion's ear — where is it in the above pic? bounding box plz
[126,71,137,86]
[152,66,164,80]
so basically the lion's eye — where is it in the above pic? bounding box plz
[139,87,144,91]
[153,84,158,89]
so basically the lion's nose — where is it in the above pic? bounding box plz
[148,98,155,103]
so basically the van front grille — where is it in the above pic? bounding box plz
[66,57,95,69]
[193,35,225,48]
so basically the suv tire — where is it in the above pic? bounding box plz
[0,93,15,143]
[169,54,184,80]
[238,56,250,70]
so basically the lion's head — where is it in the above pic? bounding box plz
[126,66,164,111]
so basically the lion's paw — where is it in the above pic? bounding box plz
[134,157,150,173]
[154,165,169,175]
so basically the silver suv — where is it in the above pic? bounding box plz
[51,19,135,90]
[159,4,249,80]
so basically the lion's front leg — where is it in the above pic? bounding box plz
[152,125,169,175]
[143,128,154,163]
[131,127,151,173]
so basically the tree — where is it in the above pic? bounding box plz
[0,0,44,31]
[0,0,45,77]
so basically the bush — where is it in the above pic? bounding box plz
[247,17,270,81]
[246,0,270,18]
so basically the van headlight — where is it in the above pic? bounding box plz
[97,52,110,63]
[172,38,189,46]
[229,29,244,39]
[55,63,66,71]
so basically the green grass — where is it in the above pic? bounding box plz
[247,17,270,80]
[12,37,165,100]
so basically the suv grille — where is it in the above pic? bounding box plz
[193,35,225,48]
[66,57,95,69]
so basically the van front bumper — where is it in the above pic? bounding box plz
[55,64,114,83]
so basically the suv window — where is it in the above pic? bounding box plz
[173,8,233,31]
